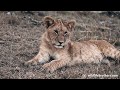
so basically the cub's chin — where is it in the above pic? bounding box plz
[54,45,64,49]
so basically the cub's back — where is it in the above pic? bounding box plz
[86,40,120,58]
[87,40,116,52]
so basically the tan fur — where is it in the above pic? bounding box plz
[25,16,120,72]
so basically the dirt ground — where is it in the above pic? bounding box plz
[0,11,120,79]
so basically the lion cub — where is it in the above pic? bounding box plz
[25,16,120,72]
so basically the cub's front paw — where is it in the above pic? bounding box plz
[42,63,56,73]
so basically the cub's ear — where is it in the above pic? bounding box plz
[67,20,76,30]
[43,16,55,28]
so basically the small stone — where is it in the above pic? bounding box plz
[26,72,35,78]
[7,12,11,15]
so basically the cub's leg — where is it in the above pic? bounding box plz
[102,47,120,64]
[89,40,120,63]
[24,49,50,65]
[42,59,70,73]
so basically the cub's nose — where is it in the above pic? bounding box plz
[58,41,64,45]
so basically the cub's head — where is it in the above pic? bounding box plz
[43,16,76,49]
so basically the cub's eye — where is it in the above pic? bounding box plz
[64,31,68,35]
[54,30,58,34]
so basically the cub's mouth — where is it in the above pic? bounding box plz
[54,45,64,48]
[53,44,65,48]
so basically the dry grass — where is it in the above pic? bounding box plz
[0,11,120,79]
